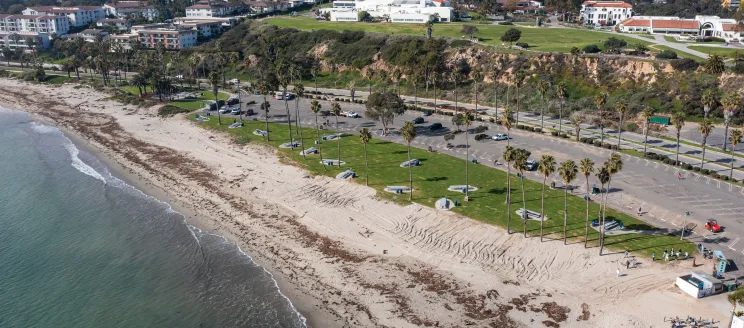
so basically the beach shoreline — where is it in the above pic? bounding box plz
[0,79,731,328]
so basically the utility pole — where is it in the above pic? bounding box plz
[681,211,690,240]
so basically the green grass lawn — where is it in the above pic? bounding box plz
[664,35,726,45]
[513,22,536,26]
[650,45,705,62]
[191,115,693,258]
[264,17,652,52]
[170,91,230,110]
[688,46,742,58]
[43,75,72,85]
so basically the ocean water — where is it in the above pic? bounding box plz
[0,108,307,328]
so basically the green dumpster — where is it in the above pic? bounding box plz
[649,116,670,125]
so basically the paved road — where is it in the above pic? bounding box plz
[229,89,744,276]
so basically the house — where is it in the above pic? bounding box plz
[580,1,632,26]
[136,27,198,49]
[172,19,224,38]
[109,33,138,49]
[676,271,726,299]
[66,28,109,42]
[103,1,159,21]
[23,6,106,27]
[171,16,238,29]
[96,18,132,31]
[185,2,244,17]
[0,13,70,36]
[324,0,454,23]
[244,1,289,14]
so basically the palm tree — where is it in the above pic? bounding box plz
[579,158,595,248]
[503,146,515,234]
[594,91,608,145]
[699,118,714,170]
[705,54,725,75]
[600,153,623,255]
[556,82,568,136]
[513,149,530,238]
[393,69,402,96]
[366,68,375,94]
[209,72,221,125]
[310,100,325,166]
[537,78,550,130]
[501,108,514,146]
[730,129,743,180]
[596,164,610,254]
[559,160,578,245]
[331,102,342,162]
[401,121,417,201]
[360,128,372,186]
[537,155,556,242]
[727,288,744,328]
[461,111,474,199]
[571,113,584,141]
[514,70,526,125]
[472,69,482,115]
[671,111,685,165]
[615,101,629,151]
[641,106,655,157]
[295,82,307,159]
[277,63,294,146]
[702,89,716,119]
[721,92,740,152]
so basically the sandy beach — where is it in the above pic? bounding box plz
[0,79,731,327]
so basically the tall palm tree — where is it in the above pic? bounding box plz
[360,128,372,186]
[462,111,474,199]
[503,146,515,234]
[730,129,743,180]
[513,149,530,238]
[537,155,556,242]
[671,111,685,165]
[277,63,294,146]
[600,153,623,255]
[702,89,716,119]
[556,82,568,135]
[594,91,608,145]
[727,288,744,328]
[295,82,306,159]
[596,164,610,254]
[401,121,417,201]
[331,102,342,162]
[393,69,402,96]
[366,68,375,94]
[514,70,526,125]
[501,108,514,146]
[571,113,584,141]
[721,92,740,152]
[310,100,325,168]
[472,69,482,115]
[699,118,714,170]
[260,96,271,141]
[209,72,221,125]
[615,101,629,151]
[559,160,578,245]
[579,158,595,248]
[641,106,655,157]
[537,78,550,130]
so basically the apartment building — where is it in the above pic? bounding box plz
[324,0,454,23]
[24,6,106,27]
[133,25,198,49]
[185,2,243,17]
[103,1,159,21]
[66,28,109,42]
[0,14,70,35]
[96,18,132,31]
[580,1,632,26]
[0,32,49,50]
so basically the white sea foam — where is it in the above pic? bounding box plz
[63,141,107,183]
[30,123,61,135]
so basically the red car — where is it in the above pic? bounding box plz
[705,219,722,233]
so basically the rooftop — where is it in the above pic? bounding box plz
[652,19,698,29]
[619,18,650,27]
[105,1,151,8]
[582,1,632,8]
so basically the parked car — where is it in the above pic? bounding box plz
[525,159,537,171]
[491,133,509,141]
[413,117,424,124]
[226,98,240,105]
[230,78,240,84]
[429,122,443,130]
[705,219,722,232]
[423,111,432,116]
[244,109,255,115]
[346,111,360,118]
[218,106,231,114]
[284,93,295,100]
[231,108,241,115]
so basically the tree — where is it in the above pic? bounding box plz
[460,112,474,199]
[276,61,294,147]
[702,89,716,119]
[579,158,595,248]
[209,72,221,125]
[500,28,522,46]
[365,91,405,134]
[559,160,577,245]
[595,165,610,254]
[721,92,740,152]
[730,129,743,180]
[295,82,306,159]
[698,118,714,170]
[571,112,584,141]
[514,70,525,126]
[615,101,629,151]
[331,102,342,162]
[503,146,515,234]
[556,82,568,135]
[424,21,433,39]
[501,107,514,146]
[310,100,326,169]
[400,121,416,201]
[656,49,678,60]
[392,69,402,96]
[604,37,627,52]
[461,25,479,38]
[537,78,550,130]
[634,43,649,53]
[594,91,608,145]
[671,111,685,165]
[360,128,372,186]
[472,69,482,117]
[600,153,623,255]
[570,46,580,56]
[537,155,556,242]
[513,149,530,238]
[641,106,655,157]
[705,54,725,74]
[357,10,370,21]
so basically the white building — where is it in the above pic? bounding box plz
[0,32,49,50]
[323,0,453,23]
[66,28,109,43]
[96,18,132,31]
[185,2,243,17]
[0,14,70,36]
[618,15,744,42]
[137,28,198,49]
[103,1,159,21]
[23,6,106,28]
[580,1,632,26]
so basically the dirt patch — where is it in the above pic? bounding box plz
[541,302,570,323]
[577,303,590,321]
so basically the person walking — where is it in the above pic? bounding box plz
[616,268,620,277]
[664,252,669,261]
[677,172,682,180]
[624,250,629,258]
[637,206,642,216]
[684,251,688,260]
[652,253,656,261]
[626,260,630,270]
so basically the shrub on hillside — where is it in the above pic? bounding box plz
[656,50,678,60]
[515,42,529,48]
[670,58,699,72]
[583,44,601,53]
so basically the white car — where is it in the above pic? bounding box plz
[218,106,231,114]
[491,134,508,141]
[230,78,240,84]
[346,111,360,118]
